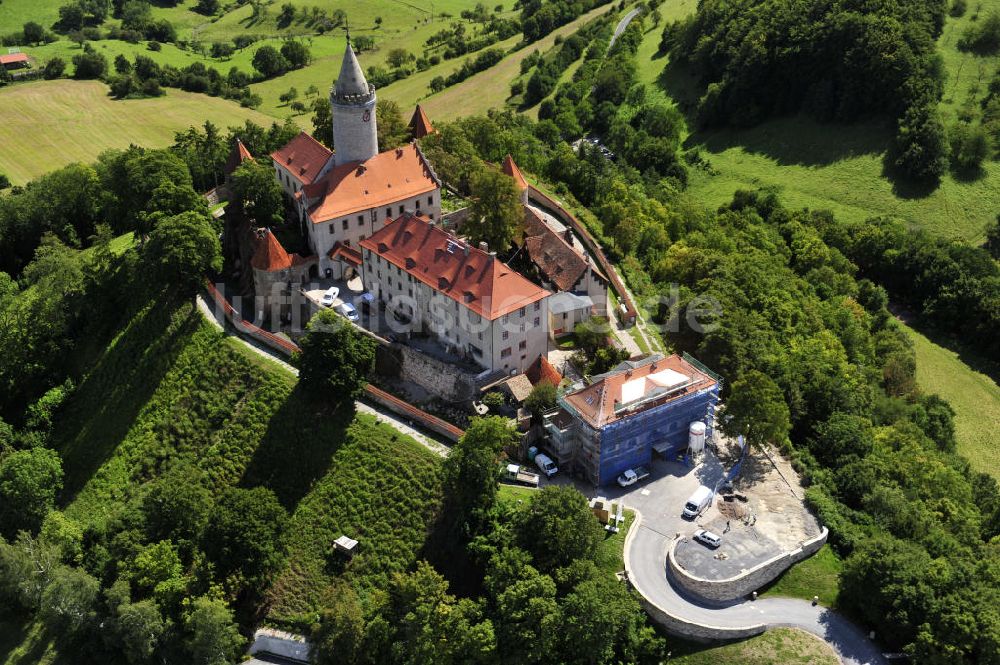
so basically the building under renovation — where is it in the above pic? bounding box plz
[544,353,721,485]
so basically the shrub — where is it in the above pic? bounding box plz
[43,57,66,79]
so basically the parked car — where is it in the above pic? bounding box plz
[321,287,339,307]
[693,529,722,548]
[337,302,359,322]
[616,465,651,487]
[534,453,558,478]
[682,485,713,519]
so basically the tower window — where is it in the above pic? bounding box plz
[386,207,392,218]
[427,195,433,206]
[328,226,334,234]
[342,219,348,230]
[398,205,404,215]
[358,215,364,226]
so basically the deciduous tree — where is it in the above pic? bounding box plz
[297,309,376,400]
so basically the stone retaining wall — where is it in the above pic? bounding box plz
[623,511,768,643]
[666,527,829,604]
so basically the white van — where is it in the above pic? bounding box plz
[534,453,558,478]
[682,485,713,519]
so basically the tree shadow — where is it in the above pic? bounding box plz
[55,299,200,504]
[879,151,942,200]
[239,387,353,511]
[896,307,1000,387]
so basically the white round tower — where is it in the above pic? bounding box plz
[330,39,378,166]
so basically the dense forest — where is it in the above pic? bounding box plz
[661,0,952,183]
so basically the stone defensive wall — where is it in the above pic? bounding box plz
[666,528,829,605]
[203,281,464,444]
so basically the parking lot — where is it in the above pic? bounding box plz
[545,442,821,581]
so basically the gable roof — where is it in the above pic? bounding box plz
[502,154,528,191]
[270,132,333,185]
[563,354,717,429]
[359,213,550,320]
[0,53,29,66]
[522,206,590,292]
[224,138,253,176]
[409,105,435,138]
[302,143,438,223]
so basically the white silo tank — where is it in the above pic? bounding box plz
[689,421,706,453]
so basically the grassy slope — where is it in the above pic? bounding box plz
[637,0,1000,243]
[53,299,443,624]
[0,0,64,35]
[759,545,842,607]
[393,1,620,121]
[667,627,840,665]
[901,322,1000,478]
[0,80,274,184]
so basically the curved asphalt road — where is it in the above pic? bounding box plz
[609,7,641,49]
[625,512,887,665]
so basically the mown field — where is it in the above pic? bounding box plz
[901,321,1000,479]
[0,79,276,184]
[53,299,444,624]
[634,0,1000,244]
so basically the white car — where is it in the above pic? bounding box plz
[337,302,359,322]
[321,287,340,307]
[693,529,722,548]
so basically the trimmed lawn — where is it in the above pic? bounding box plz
[902,322,1000,479]
[0,79,275,184]
[759,545,842,607]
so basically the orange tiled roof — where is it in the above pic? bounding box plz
[502,154,528,191]
[328,241,362,265]
[270,132,333,185]
[224,138,253,176]
[360,213,550,320]
[563,354,717,429]
[251,230,292,272]
[523,206,590,292]
[409,104,435,138]
[0,53,29,66]
[526,355,563,387]
[302,144,438,224]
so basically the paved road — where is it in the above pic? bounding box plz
[610,7,642,49]
[195,293,450,457]
[626,514,887,665]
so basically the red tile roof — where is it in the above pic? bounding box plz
[0,53,29,66]
[409,104,435,138]
[523,206,591,292]
[224,139,253,176]
[526,355,563,387]
[251,230,292,272]
[270,132,333,185]
[360,213,550,320]
[251,230,314,272]
[328,241,362,265]
[502,154,528,191]
[563,354,717,429]
[302,143,438,223]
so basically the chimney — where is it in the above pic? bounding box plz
[564,229,573,243]
[463,244,470,256]
[489,251,497,258]
[478,241,488,252]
